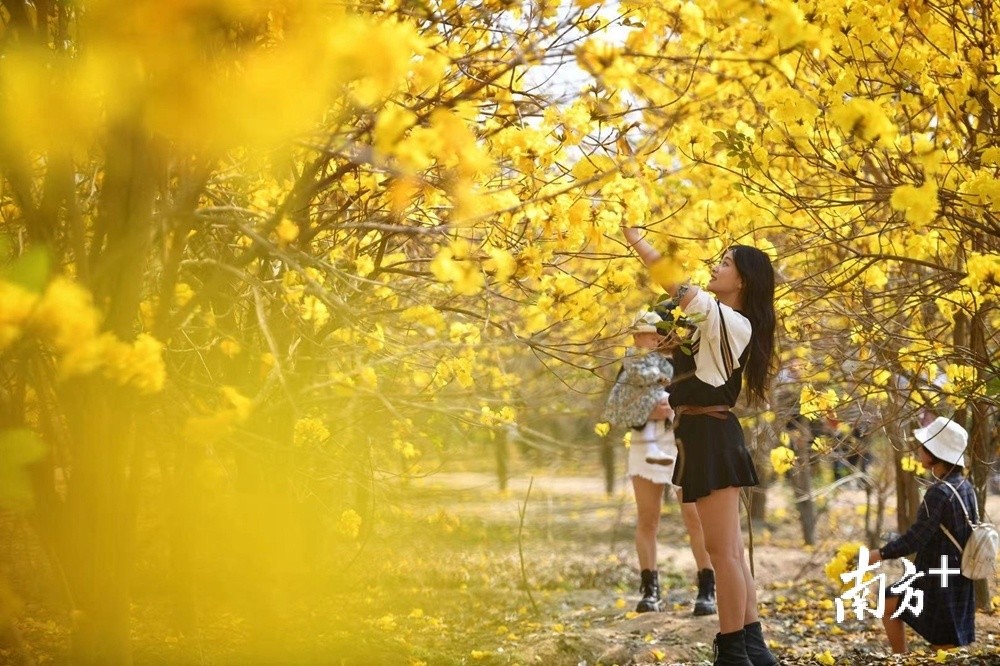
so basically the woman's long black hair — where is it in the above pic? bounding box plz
[731,245,776,406]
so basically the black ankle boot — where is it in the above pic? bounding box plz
[635,569,662,613]
[694,568,717,616]
[713,629,753,666]
[743,621,779,666]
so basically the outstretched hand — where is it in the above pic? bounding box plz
[621,225,643,245]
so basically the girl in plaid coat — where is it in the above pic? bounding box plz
[869,416,976,652]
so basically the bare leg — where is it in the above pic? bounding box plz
[882,596,908,653]
[675,487,712,570]
[740,548,759,624]
[696,486,749,633]
[632,476,665,570]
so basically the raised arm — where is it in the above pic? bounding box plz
[621,226,698,309]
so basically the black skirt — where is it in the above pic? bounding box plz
[672,412,759,502]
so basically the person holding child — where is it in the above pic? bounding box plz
[868,416,976,653]
[604,309,717,617]
[622,225,780,666]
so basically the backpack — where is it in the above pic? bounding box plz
[939,480,1000,581]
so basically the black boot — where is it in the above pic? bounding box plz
[694,568,717,616]
[713,629,753,666]
[635,569,662,612]
[743,621,779,666]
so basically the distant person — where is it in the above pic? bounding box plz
[622,224,780,666]
[603,310,717,617]
[869,417,976,653]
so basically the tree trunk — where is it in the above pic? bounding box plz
[495,428,510,492]
[970,311,993,611]
[789,429,816,545]
[889,426,920,533]
[600,438,615,496]
[64,123,159,666]
[747,420,771,527]
[64,385,139,666]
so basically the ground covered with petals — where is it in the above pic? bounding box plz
[6,469,1000,665]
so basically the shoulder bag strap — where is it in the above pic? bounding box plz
[941,479,974,526]
[940,524,963,554]
[716,300,734,377]
[938,480,973,554]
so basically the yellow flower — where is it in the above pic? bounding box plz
[594,422,611,437]
[274,217,299,246]
[294,417,329,447]
[830,98,896,146]
[173,282,195,307]
[400,304,446,332]
[824,542,864,591]
[31,277,101,352]
[811,436,833,454]
[900,454,926,476]
[300,295,329,331]
[0,281,38,349]
[219,338,242,358]
[337,509,362,539]
[890,181,939,228]
[430,241,484,296]
[449,322,481,345]
[395,441,420,460]
[484,245,517,283]
[961,253,1000,298]
[814,649,836,665]
[124,333,166,393]
[799,384,839,420]
[770,446,796,476]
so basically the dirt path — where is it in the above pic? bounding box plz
[410,471,1000,665]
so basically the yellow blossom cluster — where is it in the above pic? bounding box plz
[824,542,864,592]
[900,454,926,477]
[770,446,796,476]
[961,253,1000,299]
[2,277,165,393]
[430,240,484,297]
[889,181,940,228]
[478,405,517,427]
[797,385,840,421]
[294,417,330,447]
[336,509,363,539]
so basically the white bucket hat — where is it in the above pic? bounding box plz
[630,310,663,335]
[914,417,968,467]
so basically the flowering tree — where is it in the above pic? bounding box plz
[581,0,1000,534]
[9,0,1000,660]
[0,0,691,662]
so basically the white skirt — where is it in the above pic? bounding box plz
[627,420,679,486]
